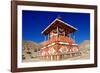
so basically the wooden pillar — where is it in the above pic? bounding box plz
[54,55,56,60]
[53,55,55,60]
[64,31,66,37]
[57,55,60,60]
[56,55,57,60]
[62,54,64,59]
[47,55,50,60]
[57,26,59,40]
[70,53,73,57]
[51,55,53,60]
[46,55,49,60]
[43,56,45,60]
[44,56,46,60]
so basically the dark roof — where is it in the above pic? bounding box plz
[42,18,77,35]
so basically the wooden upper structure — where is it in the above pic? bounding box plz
[42,18,77,35]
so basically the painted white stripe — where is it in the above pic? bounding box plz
[72,44,78,45]
[41,47,46,49]
[59,42,69,45]
[48,42,55,47]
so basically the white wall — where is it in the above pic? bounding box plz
[0,0,99,73]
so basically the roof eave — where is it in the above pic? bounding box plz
[42,18,78,35]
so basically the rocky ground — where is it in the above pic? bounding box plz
[22,41,42,62]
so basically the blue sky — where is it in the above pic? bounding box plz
[22,10,90,44]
